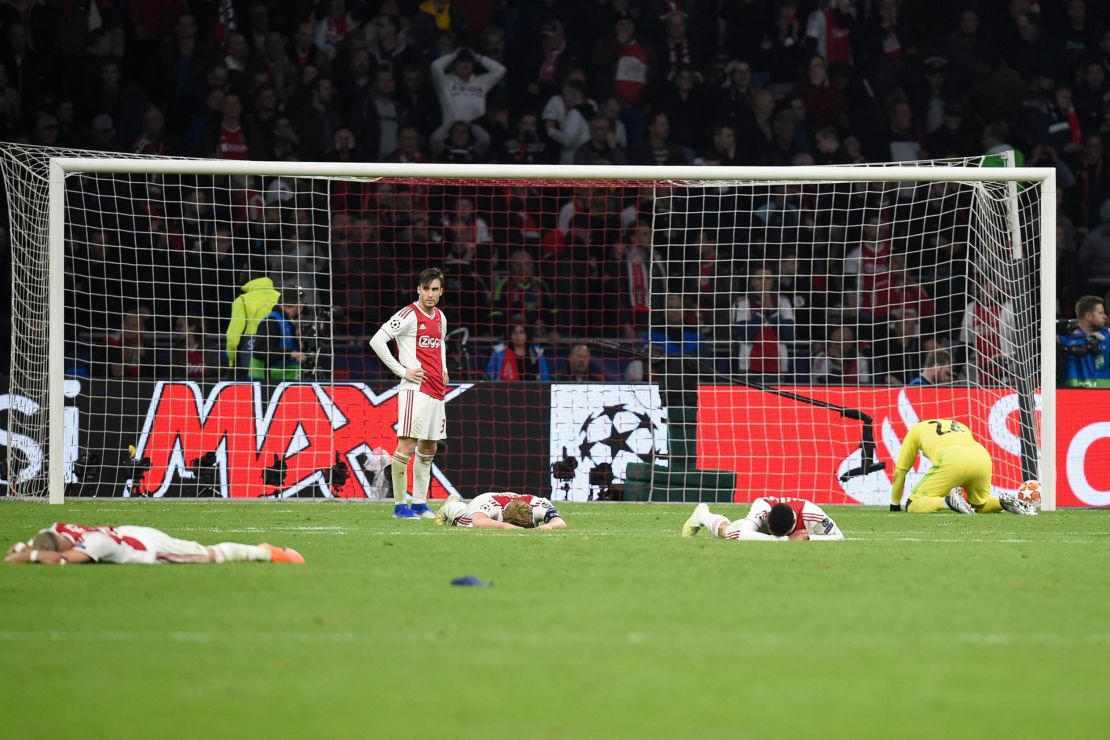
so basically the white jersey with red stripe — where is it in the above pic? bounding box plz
[45,522,208,564]
[456,492,561,528]
[381,302,447,400]
[726,497,842,540]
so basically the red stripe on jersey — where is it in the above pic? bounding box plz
[415,305,445,400]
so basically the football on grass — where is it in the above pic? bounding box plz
[1017,480,1042,506]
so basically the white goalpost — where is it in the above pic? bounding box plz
[0,145,1055,508]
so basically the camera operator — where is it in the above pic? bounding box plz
[1058,295,1110,388]
[249,283,306,383]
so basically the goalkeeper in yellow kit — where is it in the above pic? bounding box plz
[890,419,1037,515]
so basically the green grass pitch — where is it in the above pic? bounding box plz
[1,501,1108,739]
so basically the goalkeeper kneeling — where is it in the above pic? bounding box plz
[890,419,1036,515]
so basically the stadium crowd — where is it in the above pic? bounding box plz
[0,0,1107,385]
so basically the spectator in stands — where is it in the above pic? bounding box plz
[544,79,595,164]
[313,0,356,60]
[656,64,707,152]
[172,315,216,380]
[959,278,1018,386]
[1077,134,1110,229]
[524,19,575,107]
[908,348,954,386]
[397,64,442,139]
[873,308,923,385]
[924,102,975,159]
[250,284,307,383]
[627,111,687,166]
[658,11,701,83]
[294,76,340,161]
[90,114,118,152]
[497,109,549,164]
[132,104,168,156]
[650,295,701,357]
[440,196,492,270]
[592,11,652,137]
[384,124,426,163]
[576,115,628,165]
[429,46,505,146]
[434,119,487,163]
[412,0,467,55]
[604,219,666,339]
[269,115,302,160]
[699,124,739,166]
[489,249,558,333]
[555,343,607,382]
[103,309,152,379]
[811,326,871,384]
[353,68,406,161]
[796,54,846,131]
[1079,199,1110,294]
[731,264,796,378]
[367,13,419,78]
[485,323,551,381]
[207,93,262,160]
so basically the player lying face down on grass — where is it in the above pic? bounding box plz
[4,522,304,565]
[681,497,844,541]
[890,419,1036,515]
[435,492,567,530]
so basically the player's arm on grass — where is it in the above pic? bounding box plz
[730,518,786,541]
[469,512,523,529]
[889,424,922,511]
[536,516,567,531]
[4,543,93,564]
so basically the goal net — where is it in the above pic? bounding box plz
[0,145,1055,508]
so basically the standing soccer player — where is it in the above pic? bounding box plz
[890,418,1036,515]
[681,497,844,541]
[370,268,449,519]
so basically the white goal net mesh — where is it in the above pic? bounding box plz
[0,145,1044,506]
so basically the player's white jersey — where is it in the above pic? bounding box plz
[46,522,208,564]
[728,497,842,540]
[380,302,447,400]
[456,492,561,528]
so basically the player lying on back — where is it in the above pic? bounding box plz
[4,522,304,565]
[891,419,1036,515]
[435,492,567,530]
[681,497,844,541]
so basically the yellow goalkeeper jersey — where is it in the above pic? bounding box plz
[895,419,981,472]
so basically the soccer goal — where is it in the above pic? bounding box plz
[0,144,1056,508]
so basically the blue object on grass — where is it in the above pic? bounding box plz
[451,575,493,587]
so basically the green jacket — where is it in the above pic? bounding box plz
[225,277,281,367]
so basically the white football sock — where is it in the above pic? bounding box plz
[391,452,411,502]
[413,451,434,505]
[698,510,730,537]
[211,543,269,562]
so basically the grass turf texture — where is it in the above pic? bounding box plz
[1,502,1108,740]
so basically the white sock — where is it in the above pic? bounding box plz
[413,451,434,505]
[391,452,411,502]
[698,510,730,537]
[211,543,268,562]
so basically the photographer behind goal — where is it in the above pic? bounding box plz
[1058,295,1110,388]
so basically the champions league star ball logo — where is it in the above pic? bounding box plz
[575,403,663,475]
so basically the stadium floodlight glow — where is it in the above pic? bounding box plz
[0,144,1056,509]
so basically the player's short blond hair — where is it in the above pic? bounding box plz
[502,500,535,528]
[31,530,66,551]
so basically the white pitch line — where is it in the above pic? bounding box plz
[0,629,1108,649]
